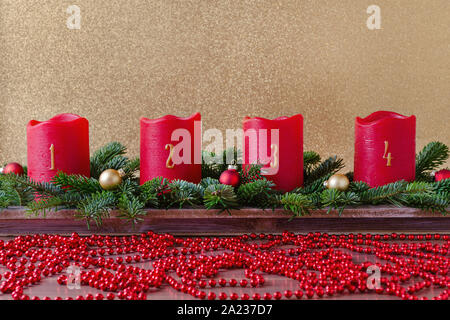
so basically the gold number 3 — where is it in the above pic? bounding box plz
[383,141,393,167]
[165,144,175,169]
[270,144,278,169]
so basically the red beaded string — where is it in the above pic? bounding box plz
[0,232,448,300]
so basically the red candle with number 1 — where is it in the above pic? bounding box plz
[354,111,416,187]
[27,113,90,182]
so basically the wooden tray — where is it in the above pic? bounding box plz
[0,206,448,235]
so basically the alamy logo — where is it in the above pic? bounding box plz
[367,5,381,30]
[366,265,381,290]
[66,264,81,289]
[66,5,81,30]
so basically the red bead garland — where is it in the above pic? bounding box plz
[0,232,448,300]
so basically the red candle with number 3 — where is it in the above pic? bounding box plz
[243,114,303,192]
[354,111,416,187]
[27,113,90,182]
[140,113,202,184]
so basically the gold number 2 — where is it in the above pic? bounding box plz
[270,144,278,169]
[383,141,393,167]
[165,144,175,169]
[49,144,55,170]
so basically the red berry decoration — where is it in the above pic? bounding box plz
[219,164,240,187]
[2,162,24,175]
[434,169,450,181]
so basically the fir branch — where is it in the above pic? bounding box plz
[304,156,345,185]
[294,174,331,194]
[240,164,264,184]
[168,180,204,208]
[76,191,117,228]
[200,177,220,188]
[280,193,314,217]
[26,197,65,217]
[51,172,102,195]
[90,142,127,179]
[139,177,171,208]
[416,142,449,181]
[349,181,371,193]
[122,158,140,179]
[397,192,449,214]
[2,173,63,197]
[117,193,146,227]
[320,189,359,216]
[203,184,239,214]
[303,151,321,170]
[117,179,140,197]
[202,148,242,179]
[237,179,276,208]
[433,179,450,194]
[359,181,408,205]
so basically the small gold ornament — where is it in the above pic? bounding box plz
[323,174,350,191]
[99,169,125,190]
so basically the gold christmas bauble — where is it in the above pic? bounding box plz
[323,174,350,191]
[99,169,124,190]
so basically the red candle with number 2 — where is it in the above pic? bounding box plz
[140,113,202,184]
[354,111,416,187]
[27,113,90,182]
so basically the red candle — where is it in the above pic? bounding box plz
[354,111,416,187]
[243,114,303,191]
[140,113,202,184]
[27,113,90,182]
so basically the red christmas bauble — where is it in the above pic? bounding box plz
[3,162,24,175]
[435,169,450,182]
[219,166,240,187]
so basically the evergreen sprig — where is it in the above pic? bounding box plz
[117,193,146,227]
[0,141,448,228]
[416,142,449,181]
[304,156,345,185]
[237,179,276,208]
[76,191,117,229]
[203,184,239,214]
[90,142,128,179]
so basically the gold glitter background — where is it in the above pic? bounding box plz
[1,0,449,170]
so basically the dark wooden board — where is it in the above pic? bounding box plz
[0,206,448,235]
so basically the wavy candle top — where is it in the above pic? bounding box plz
[140,113,201,124]
[243,114,303,124]
[356,111,415,126]
[28,113,88,128]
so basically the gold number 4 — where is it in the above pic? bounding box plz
[383,141,393,166]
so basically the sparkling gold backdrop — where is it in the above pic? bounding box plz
[1,0,449,170]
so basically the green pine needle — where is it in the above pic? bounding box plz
[90,142,127,179]
[304,156,345,185]
[203,184,239,214]
[117,193,146,228]
[416,142,449,181]
[237,179,276,208]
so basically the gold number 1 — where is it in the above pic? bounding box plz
[383,141,393,166]
[49,144,55,170]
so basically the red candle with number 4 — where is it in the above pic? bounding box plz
[27,113,90,182]
[354,111,416,187]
